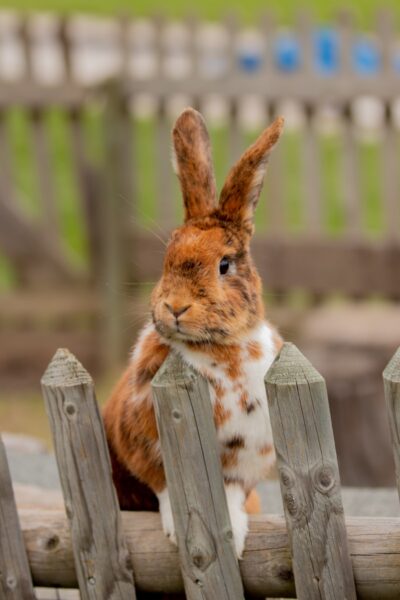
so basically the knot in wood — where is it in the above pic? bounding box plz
[190,547,208,569]
[186,510,216,572]
[279,466,295,489]
[88,577,96,585]
[313,464,336,494]
[6,575,16,589]
[65,502,73,519]
[64,402,77,417]
[172,409,182,421]
[45,534,60,551]
[224,527,233,541]
[284,492,298,517]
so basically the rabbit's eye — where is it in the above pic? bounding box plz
[219,257,230,275]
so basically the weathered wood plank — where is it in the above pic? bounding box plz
[383,347,400,499]
[0,84,88,109]
[29,107,60,242]
[265,343,356,600]
[0,111,17,206]
[57,16,73,81]
[0,198,78,285]
[17,15,34,81]
[381,108,399,241]
[156,101,174,230]
[126,73,400,103]
[102,82,135,366]
[67,107,103,285]
[41,349,136,600]
[341,112,361,237]
[18,508,400,599]
[302,108,322,234]
[0,435,36,599]
[151,351,245,600]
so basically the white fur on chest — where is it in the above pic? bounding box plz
[172,322,277,488]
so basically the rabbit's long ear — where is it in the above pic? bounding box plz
[219,117,284,226]
[172,108,217,221]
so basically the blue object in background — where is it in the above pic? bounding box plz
[274,34,301,72]
[352,38,380,75]
[237,52,263,73]
[313,28,339,75]
[236,28,388,77]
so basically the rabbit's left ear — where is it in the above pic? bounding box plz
[218,117,284,226]
[172,108,217,221]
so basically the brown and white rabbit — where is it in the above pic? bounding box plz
[103,108,284,558]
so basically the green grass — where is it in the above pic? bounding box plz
[1,0,400,28]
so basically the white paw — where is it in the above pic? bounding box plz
[225,483,248,559]
[157,488,177,546]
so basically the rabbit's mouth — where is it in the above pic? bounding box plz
[154,317,188,339]
[154,317,210,344]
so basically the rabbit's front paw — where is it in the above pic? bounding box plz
[225,483,248,559]
[157,488,177,546]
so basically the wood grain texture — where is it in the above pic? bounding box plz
[41,348,136,600]
[30,107,60,243]
[265,342,357,600]
[0,197,77,286]
[17,508,400,599]
[302,109,321,234]
[383,347,400,498]
[151,351,245,600]
[0,435,36,599]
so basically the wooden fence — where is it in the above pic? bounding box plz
[0,11,400,371]
[1,342,400,598]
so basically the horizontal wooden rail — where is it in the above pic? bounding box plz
[19,509,400,599]
[126,74,400,103]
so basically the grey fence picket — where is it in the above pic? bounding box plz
[0,434,36,599]
[383,347,400,498]
[41,348,137,600]
[152,351,245,600]
[265,342,357,600]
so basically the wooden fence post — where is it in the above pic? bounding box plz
[0,434,36,599]
[383,347,400,497]
[102,80,135,368]
[41,348,136,600]
[151,351,245,600]
[265,342,356,600]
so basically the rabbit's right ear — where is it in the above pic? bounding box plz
[218,117,284,227]
[172,108,217,221]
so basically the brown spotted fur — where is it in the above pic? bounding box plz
[103,108,284,516]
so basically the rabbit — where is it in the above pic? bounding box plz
[103,107,284,559]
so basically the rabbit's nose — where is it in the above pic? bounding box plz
[164,303,191,319]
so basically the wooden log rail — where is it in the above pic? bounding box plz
[16,509,400,599]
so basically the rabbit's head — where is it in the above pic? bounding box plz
[151,108,284,345]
